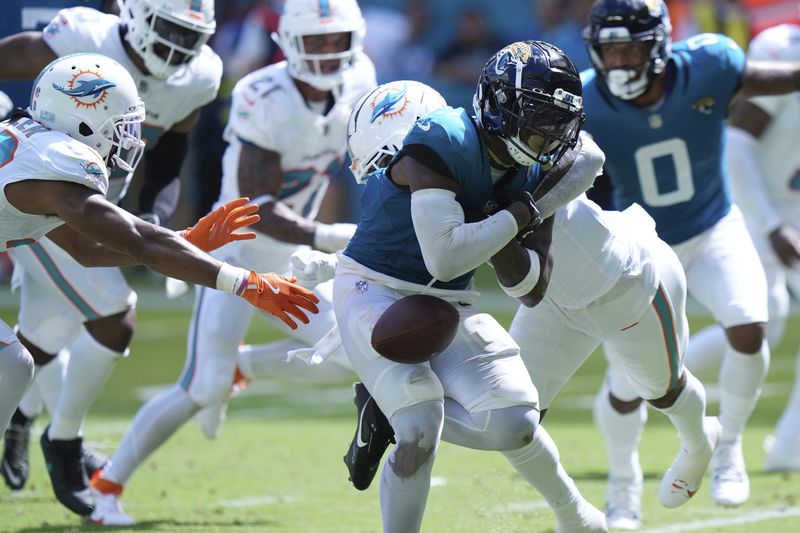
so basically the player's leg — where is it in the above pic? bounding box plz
[678,207,769,506]
[196,281,352,439]
[2,254,78,491]
[0,318,35,488]
[334,274,446,533]
[0,321,35,436]
[508,302,606,532]
[12,240,136,515]
[594,358,647,529]
[91,285,255,525]
[766,267,800,471]
[605,248,718,509]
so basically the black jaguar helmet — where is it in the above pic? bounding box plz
[473,40,585,167]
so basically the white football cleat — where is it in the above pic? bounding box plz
[764,435,800,472]
[711,438,749,506]
[90,475,134,526]
[556,497,607,533]
[658,416,721,508]
[604,474,642,530]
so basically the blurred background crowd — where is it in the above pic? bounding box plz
[1,0,799,281]
[181,0,800,232]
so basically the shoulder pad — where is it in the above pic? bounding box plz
[42,134,109,195]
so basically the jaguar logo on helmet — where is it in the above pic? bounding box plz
[494,42,533,75]
[53,70,116,110]
[369,83,409,123]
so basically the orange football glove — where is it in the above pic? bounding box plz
[184,198,260,252]
[238,271,320,330]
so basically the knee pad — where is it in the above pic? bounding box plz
[390,400,444,478]
[483,406,539,450]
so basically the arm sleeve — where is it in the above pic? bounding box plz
[139,130,188,221]
[410,188,519,282]
[535,132,605,218]
[725,126,780,237]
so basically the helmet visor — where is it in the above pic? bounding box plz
[513,97,582,164]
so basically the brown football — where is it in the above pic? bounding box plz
[370,294,460,364]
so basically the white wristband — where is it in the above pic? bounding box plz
[313,223,357,252]
[500,249,541,298]
[216,262,249,295]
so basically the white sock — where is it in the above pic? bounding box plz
[772,350,800,450]
[104,385,199,486]
[0,343,34,434]
[685,324,727,375]
[719,342,769,442]
[48,330,124,440]
[593,385,647,480]
[502,425,584,520]
[35,349,70,416]
[658,369,708,452]
[18,378,43,419]
[237,341,352,383]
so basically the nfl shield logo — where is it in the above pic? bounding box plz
[355,280,368,293]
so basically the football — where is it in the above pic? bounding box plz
[371,294,460,364]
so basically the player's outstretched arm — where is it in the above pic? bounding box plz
[0,32,57,80]
[22,181,319,328]
[738,60,800,98]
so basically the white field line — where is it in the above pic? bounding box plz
[639,506,800,533]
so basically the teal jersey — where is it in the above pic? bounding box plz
[582,33,746,244]
[345,107,539,290]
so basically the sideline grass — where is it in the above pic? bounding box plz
[1,306,800,532]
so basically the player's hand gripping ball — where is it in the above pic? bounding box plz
[370,294,459,364]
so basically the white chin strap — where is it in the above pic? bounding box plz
[606,68,649,100]
[503,136,536,167]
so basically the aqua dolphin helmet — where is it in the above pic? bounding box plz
[473,40,585,167]
[583,0,672,100]
[118,0,215,79]
[347,80,447,183]
[29,53,146,173]
[273,0,366,91]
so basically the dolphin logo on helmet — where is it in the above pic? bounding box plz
[370,84,408,123]
[53,78,116,107]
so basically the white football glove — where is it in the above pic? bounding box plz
[290,249,338,288]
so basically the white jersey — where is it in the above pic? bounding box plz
[42,6,222,200]
[0,116,108,252]
[219,56,376,220]
[744,24,800,225]
[547,195,658,309]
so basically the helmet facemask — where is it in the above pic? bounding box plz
[274,0,365,92]
[584,0,672,101]
[501,87,584,166]
[119,0,215,79]
[89,100,146,172]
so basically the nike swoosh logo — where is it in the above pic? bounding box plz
[356,400,370,448]
[262,280,281,295]
[417,122,431,132]
[1,460,22,487]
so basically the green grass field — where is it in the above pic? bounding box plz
[2,283,800,532]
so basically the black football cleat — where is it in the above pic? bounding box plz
[82,445,109,481]
[343,382,395,490]
[1,409,34,490]
[40,427,94,516]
